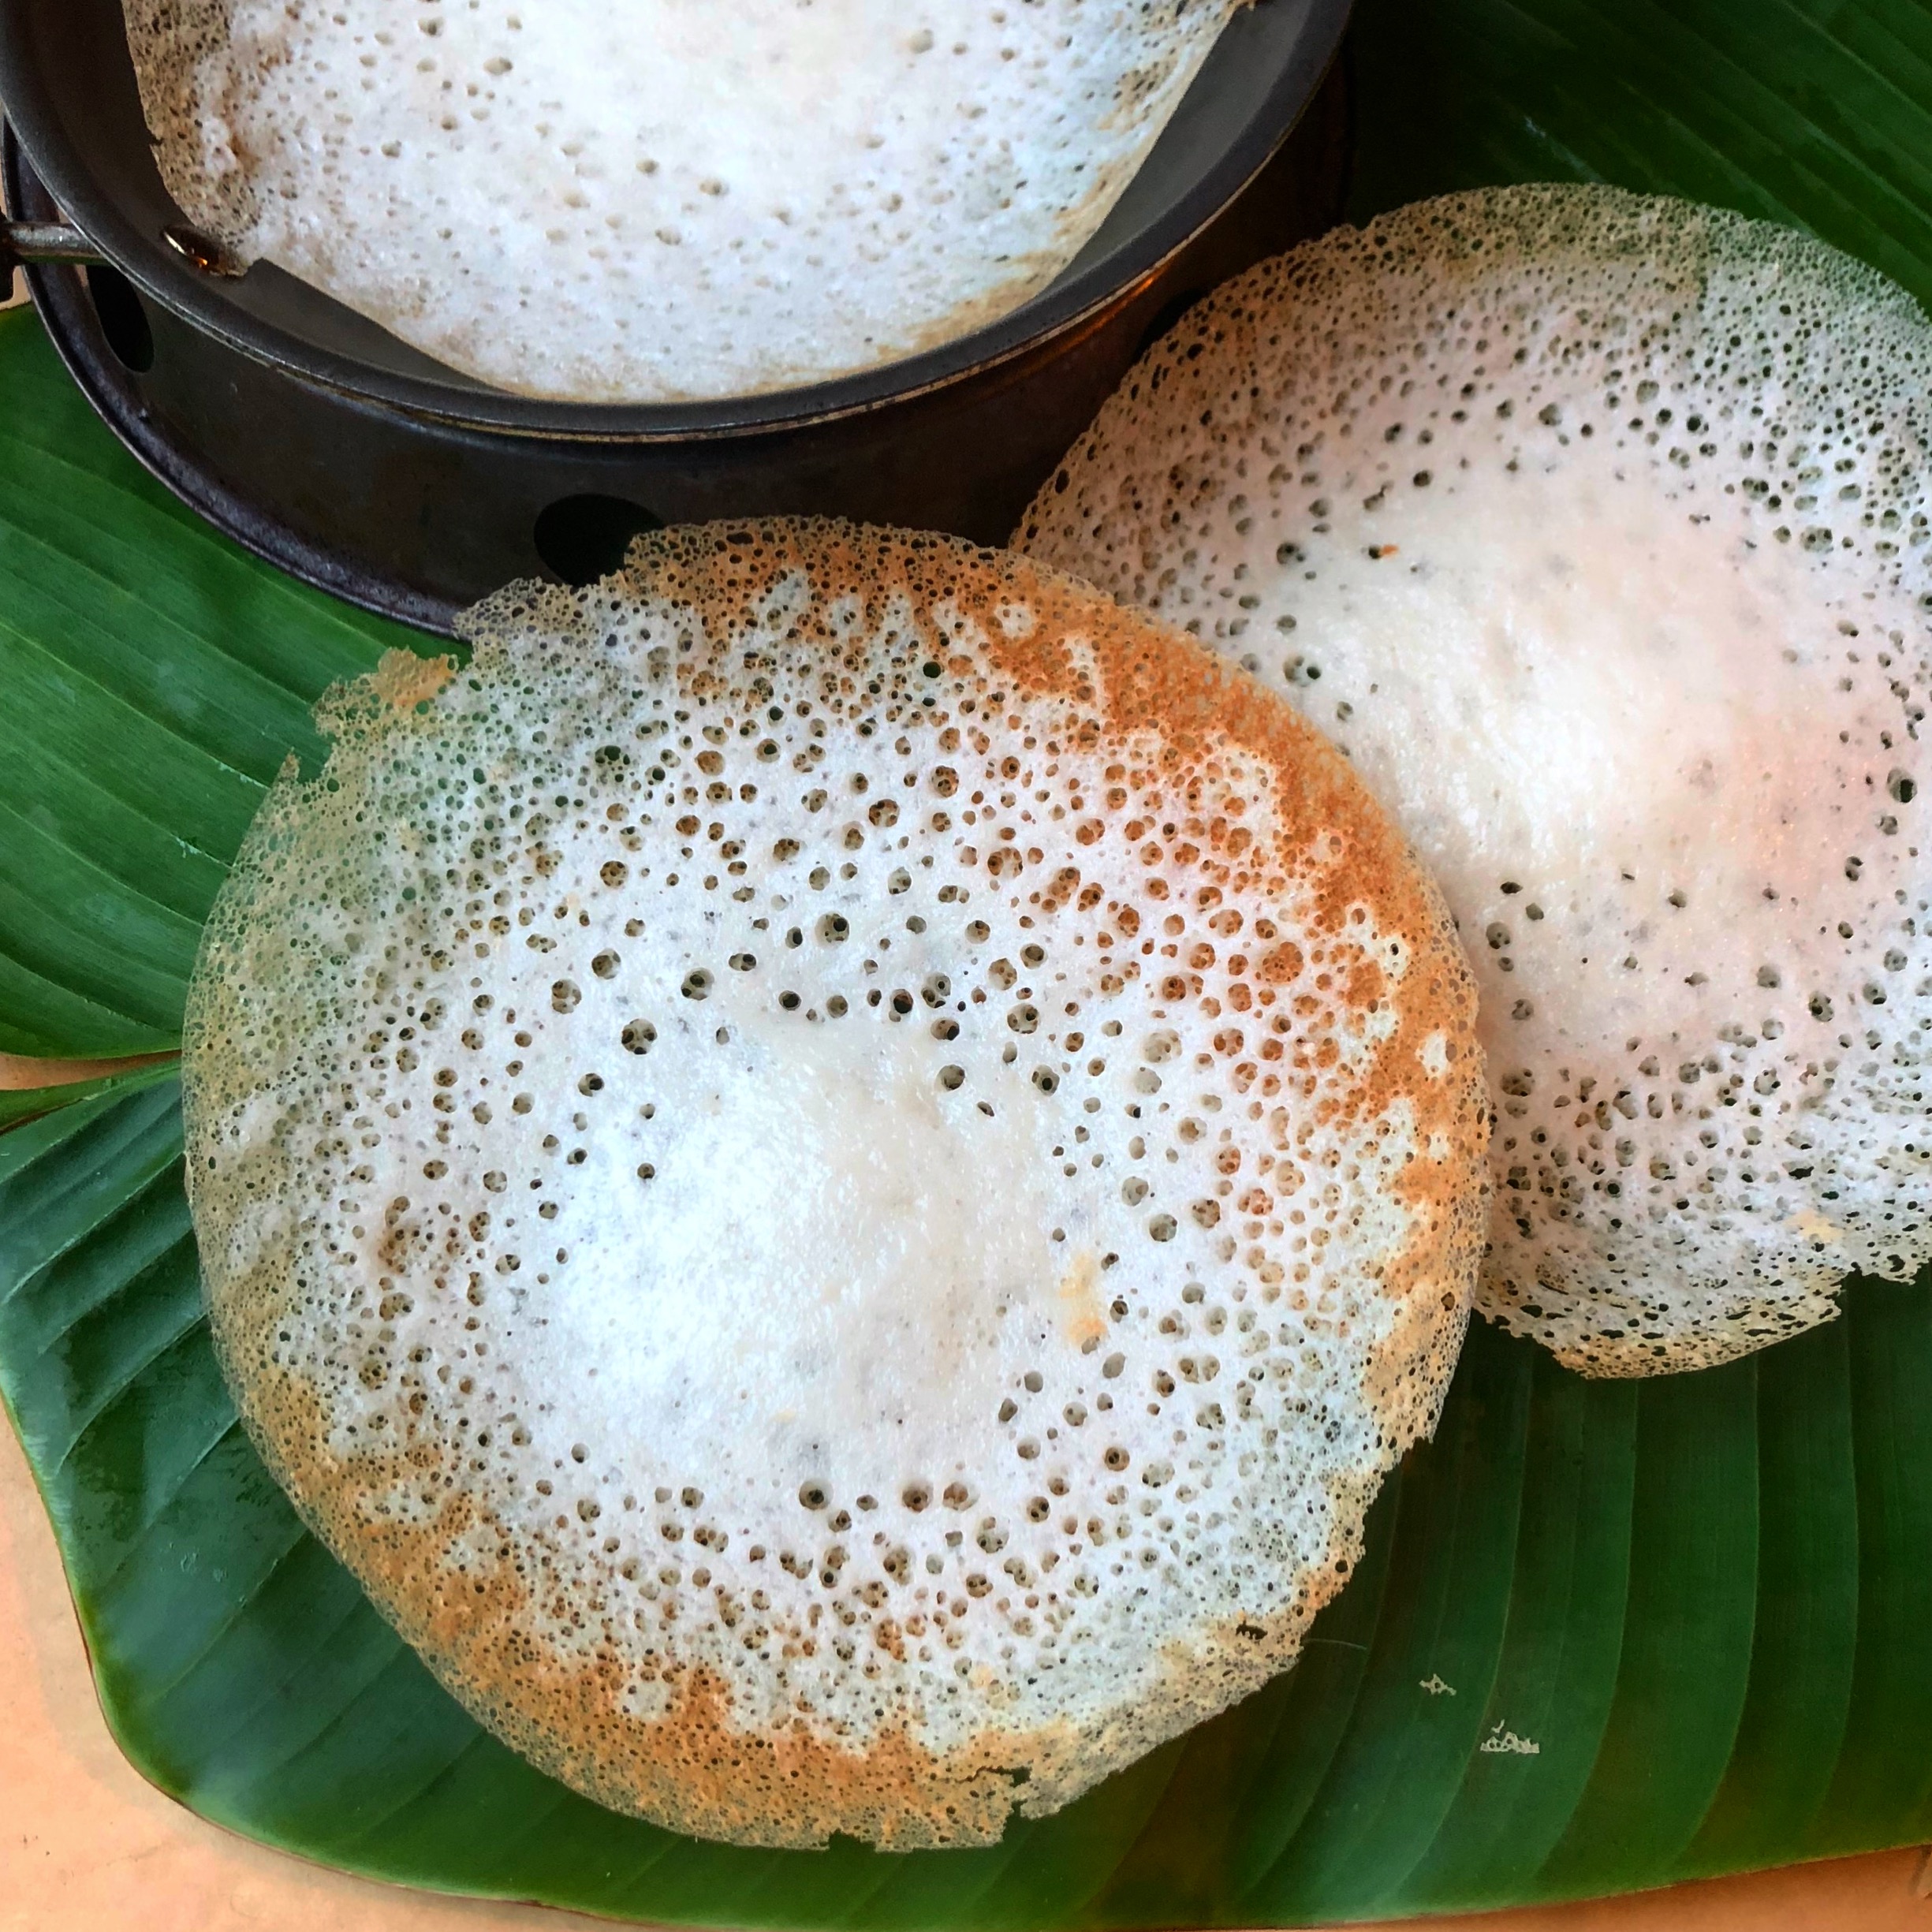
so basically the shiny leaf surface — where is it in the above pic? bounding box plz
[0,309,412,1058]
[3,1082,1929,1925]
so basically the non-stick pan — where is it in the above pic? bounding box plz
[0,0,1352,628]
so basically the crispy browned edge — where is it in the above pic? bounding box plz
[181,519,1489,1849]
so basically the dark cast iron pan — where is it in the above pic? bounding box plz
[0,0,1352,629]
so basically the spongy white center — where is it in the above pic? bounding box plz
[1019,186,1932,1374]
[467,948,1094,1494]
[1273,452,1867,999]
[257,669,1430,1739]
[122,0,1240,400]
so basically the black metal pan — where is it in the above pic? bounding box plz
[0,0,1352,629]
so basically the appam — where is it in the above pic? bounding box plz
[1018,184,1932,1376]
[124,0,1244,401]
[181,520,1487,1848]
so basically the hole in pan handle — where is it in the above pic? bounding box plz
[86,261,153,371]
[534,494,668,587]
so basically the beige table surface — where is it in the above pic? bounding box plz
[4,1076,1932,1932]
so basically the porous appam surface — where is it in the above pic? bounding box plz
[123,0,1241,401]
[1018,184,1932,1377]
[181,521,1486,1848]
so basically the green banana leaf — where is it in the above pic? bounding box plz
[6,1076,1930,1926]
[0,1058,174,1131]
[0,310,415,1061]
[1347,0,1932,307]
[8,0,1932,1917]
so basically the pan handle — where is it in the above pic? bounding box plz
[0,218,104,267]
[0,120,106,274]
